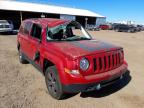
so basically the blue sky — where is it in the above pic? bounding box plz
[17,0,144,24]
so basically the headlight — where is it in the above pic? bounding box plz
[80,58,89,71]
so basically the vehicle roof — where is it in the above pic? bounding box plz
[24,18,70,28]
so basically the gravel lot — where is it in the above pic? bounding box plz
[0,30,144,108]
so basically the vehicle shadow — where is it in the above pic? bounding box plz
[80,70,131,98]
[0,30,18,35]
[62,93,79,100]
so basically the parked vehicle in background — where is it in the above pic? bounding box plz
[86,24,100,31]
[99,24,109,30]
[136,25,144,31]
[93,25,100,31]
[17,18,128,100]
[114,24,137,33]
[107,23,113,30]
[141,25,144,31]
[0,20,14,33]
[111,23,119,30]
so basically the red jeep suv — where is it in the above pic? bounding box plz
[17,18,128,99]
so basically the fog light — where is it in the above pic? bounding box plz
[71,70,80,75]
[96,84,101,90]
[120,75,123,79]
[64,68,80,75]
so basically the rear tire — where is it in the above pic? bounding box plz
[45,66,65,100]
[18,49,28,64]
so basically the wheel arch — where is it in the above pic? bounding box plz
[42,56,66,84]
[17,42,20,51]
[43,58,55,75]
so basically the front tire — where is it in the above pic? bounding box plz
[45,66,65,100]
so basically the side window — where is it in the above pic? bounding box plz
[24,22,32,35]
[30,24,42,40]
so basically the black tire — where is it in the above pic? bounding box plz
[18,49,28,64]
[45,66,65,100]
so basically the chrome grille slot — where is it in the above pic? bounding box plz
[108,55,111,68]
[93,58,97,71]
[115,53,118,66]
[104,56,107,69]
[118,52,120,64]
[99,57,102,70]
[112,54,114,67]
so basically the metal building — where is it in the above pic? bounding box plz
[0,1,106,29]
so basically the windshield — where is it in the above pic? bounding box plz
[46,21,92,41]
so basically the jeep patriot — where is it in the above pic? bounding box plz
[17,18,128,99]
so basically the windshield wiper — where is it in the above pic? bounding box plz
[79,37,91,40]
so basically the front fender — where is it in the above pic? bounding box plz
[41,51,68,84]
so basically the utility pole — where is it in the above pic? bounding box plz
[41,13,45,18]
[20,11,22,23]
[85,17,88,28]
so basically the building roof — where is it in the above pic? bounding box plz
[0,1,105,18]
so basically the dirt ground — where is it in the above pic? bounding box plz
[0,30,144,108]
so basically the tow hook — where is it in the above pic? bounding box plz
[85,84,101,92]
[120,75,123,79]
[96,84,101,90]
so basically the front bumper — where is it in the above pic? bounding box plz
[62,74,124,93]
[62,63,128,93]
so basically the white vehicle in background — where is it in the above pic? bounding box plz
[0,20,14,33]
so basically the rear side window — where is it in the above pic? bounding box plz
[19,21,32,35]
[24,22,32,35]
[30,24,42,40]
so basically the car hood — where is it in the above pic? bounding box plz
[49,40,122,59]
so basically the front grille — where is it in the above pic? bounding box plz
[0,25,10,28]
[93,50,123,73]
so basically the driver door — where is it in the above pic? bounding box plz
[28,23,42,66]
